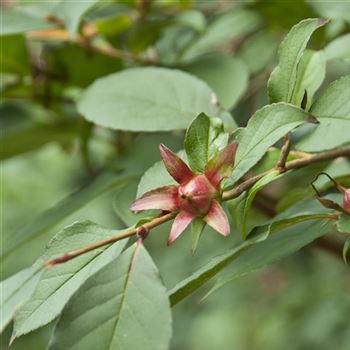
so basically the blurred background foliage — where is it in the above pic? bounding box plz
[1,0,350,349]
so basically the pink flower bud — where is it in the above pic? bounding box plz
[343,189,350,212]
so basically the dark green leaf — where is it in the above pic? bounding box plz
[12,221,127,339]
[50,243,172,350]
[343,238,350,264]
[191,218,206,255]
[0,35,30,75]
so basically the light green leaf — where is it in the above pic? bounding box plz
[169,230,268,306]
[343,238,350,264]
[1,172,131,273]
[337,213,350,233]
[0,266,42,333]
[268,18,327,104]
[229,171,283,239]
[78,67,220,132]
[296,75,350,151]
[54,0,98,36]
[191,218,206,255]
[182,9,261,62]
[183,54,248,110]
[49,243,172,350]
[227,103,311,186]
[237,31,278,75]
[325,33,350,62]
[290,49,326,110]
[307,0,350,23]
[0,35,30,75]
[1,9,54,36]
[12,221,128,339]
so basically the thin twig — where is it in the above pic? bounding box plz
[44,146,350,267]
[276,134,291,173]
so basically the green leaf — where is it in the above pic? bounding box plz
[227,103,311,186]
[184,113,228,173]
[12,221,128,339]
[308,0,350,23]
[268,18,328,104]
[185,113,211,172]
[169,230,268,306]
[191,218,206,255]
[183,54,248,110]
[0,121,78,160]
[0,266,42,333]
[169,212,333,305]
[0,35,30,75]
[54,0,98,36]
[229,171,283,239]
[1,172,131,275]
[78,67,220,132]
[237,31,278,75]
[325,33,350,62]
[290,49,326,110]
[343,238,350,264]
[182,9,261,62]
[206,215,333,298]
[296,75,350,151]
[49,243,172,350]
[337,213,350,233]
[1,9,54,36]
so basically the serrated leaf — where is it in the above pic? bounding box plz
[290,49,326,109]
[325,33,350,61]
[229,171,283,239]
[296,75,350,151]
[226,103,311,186]
[268,18,327,104]
[12,221,128,339]
[337,213,350,233]
[185,113,211,172]
[0,266,42,333]
[191,218,206,255]
[78,67,221,132]
[184,113,228,172]
[49,243,172,350]
[1,172,131,278]
[183,54,248,110]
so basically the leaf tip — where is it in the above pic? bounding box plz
[307,115,319,124]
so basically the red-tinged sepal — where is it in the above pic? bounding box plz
[343,189,350,212]
[203,200,230,236]
[159,144,195,184]
[205,142,238,189]
[130,185,178,212]
[168,210,195,245]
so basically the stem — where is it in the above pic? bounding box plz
[44,146,350,267]
[44,212,175,267]
[222,146,350,201]
[276,134,291,173]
